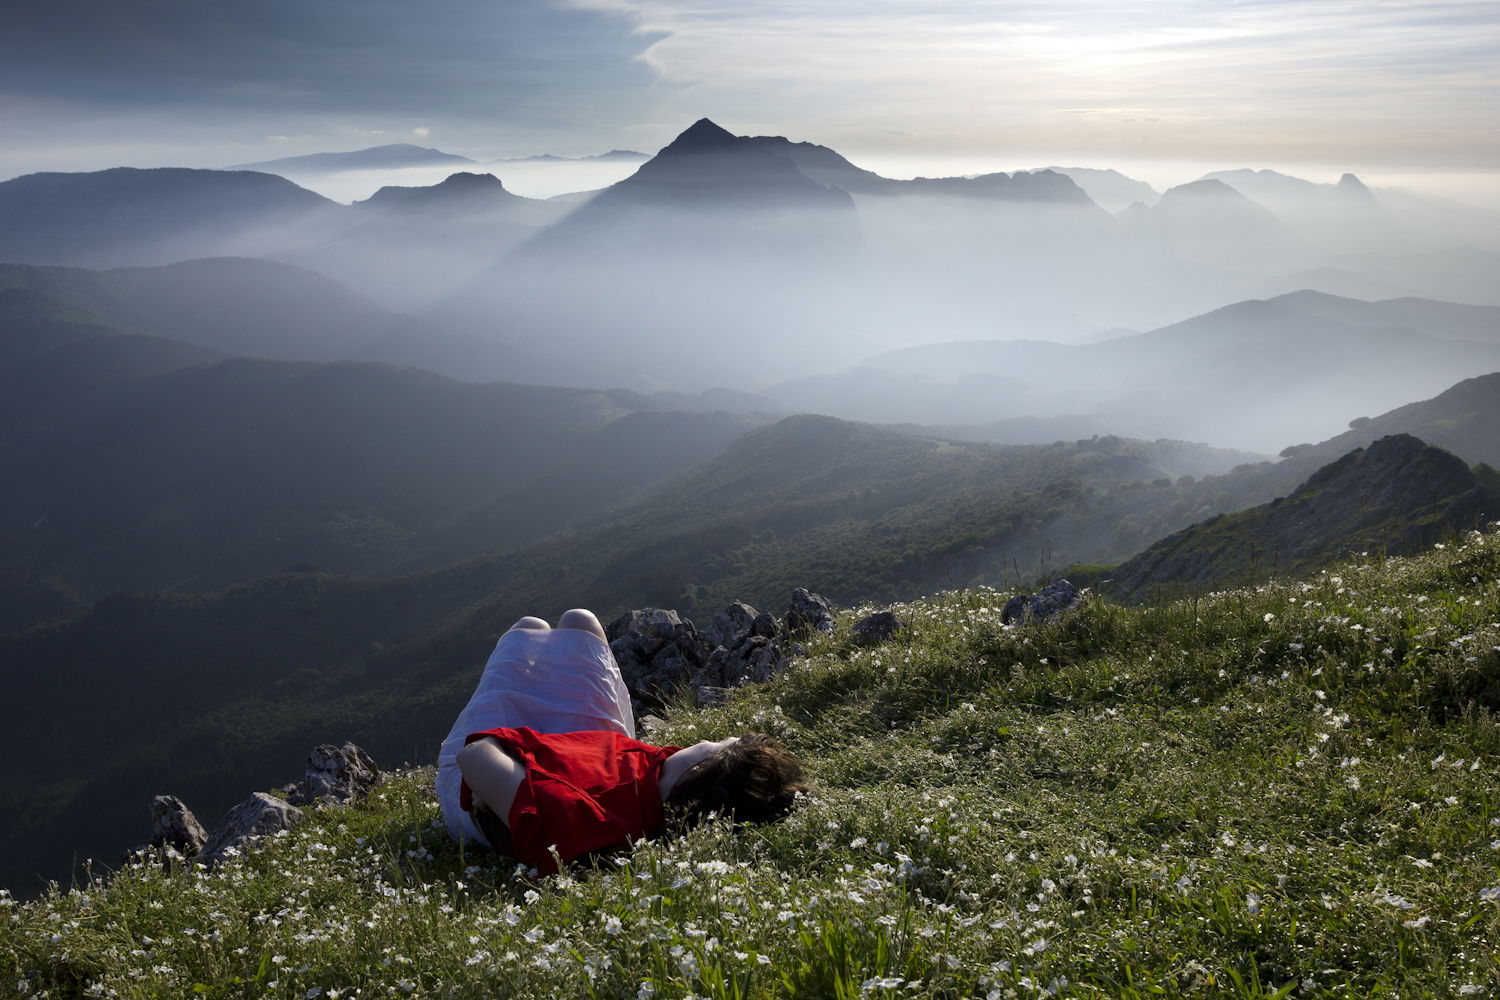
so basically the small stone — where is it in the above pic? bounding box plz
[199,792,304,867]
[695,686,733,707]
[851,610,905,644]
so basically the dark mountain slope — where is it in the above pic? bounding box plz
[1304,372,1500,469]
[740,133,1094,205]
[0,354,758,624]
[1111,435,1491,599]
[0,258,414,361]
[0,168,338,267]
[0,286,137,364]
[354,171,525,214]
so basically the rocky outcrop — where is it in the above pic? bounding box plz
[297,742,381,805]
[1001,580,1084,626]
[609,590,832,706]
[149,795,207,856]
[607,608,710,700]
[144,742,379,869]
[198,793,304,867]
[786,588,836,635]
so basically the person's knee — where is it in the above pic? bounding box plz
[507,615,550,632]
[558,608,606,641]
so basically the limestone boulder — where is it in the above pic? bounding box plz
[199,792,304,867]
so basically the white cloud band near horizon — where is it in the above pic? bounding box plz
[566,0,1500,171]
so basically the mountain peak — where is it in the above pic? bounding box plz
[660,118,740,155]
[1337,172,1376,202]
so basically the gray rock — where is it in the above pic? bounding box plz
[300,742,380,805]
[851,610,905,644]
[696,634,784,691]
[703,601,760,649]
[1001,580,1083,626]
[695,686,733,707]
[199,792,304,867]
[612,597,815,704]
[786,588,836,635]
[749,611,779,639]
[1029,579,1083,622]
[607,608,708,700]
[149,795,206,856]
[1001,594,1028,626]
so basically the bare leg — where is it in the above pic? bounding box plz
[457,736,526,825]
[557,608,607,642]
[506,615,551,633]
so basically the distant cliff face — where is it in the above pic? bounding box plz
[1111,434,1491,599]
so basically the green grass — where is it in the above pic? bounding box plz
[6,530,1500,998]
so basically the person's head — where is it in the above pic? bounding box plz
[666,732,809,828]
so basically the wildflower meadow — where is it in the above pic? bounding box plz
[5,530,1499,998]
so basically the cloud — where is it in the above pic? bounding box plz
[560,0,1500,166]
[1,0,1495,174]
[0,0,668,171]
[413,127,431,136]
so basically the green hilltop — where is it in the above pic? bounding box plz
[5,529,1498,998]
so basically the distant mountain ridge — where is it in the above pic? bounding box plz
[776,290,1500,451]
[0,167,337,268]
[229,143,477,174]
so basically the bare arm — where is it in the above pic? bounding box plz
[456,736,527,823]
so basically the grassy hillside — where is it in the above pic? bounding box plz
[1108,435,1496,601]
[0,414,1484,895]
[6,528,1498,998]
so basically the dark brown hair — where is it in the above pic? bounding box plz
[666,732,809,827]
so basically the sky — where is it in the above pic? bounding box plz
[2,0,1497,199]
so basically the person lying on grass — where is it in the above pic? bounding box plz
[436,609,808,874]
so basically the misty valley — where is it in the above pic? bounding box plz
[2,118,1499,899]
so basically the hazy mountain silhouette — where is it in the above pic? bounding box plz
[561,118,856,217]
[769,291,1500,451]
[1121,178,1311,277]
[491,149,648,164]
[0,167,339,268]
[737,133,1094,205]
[355,171,525,214]
[1203,168,1399,254]
[1039,167,1160,212]
[230,143,477,175]
[431,118,866,389]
